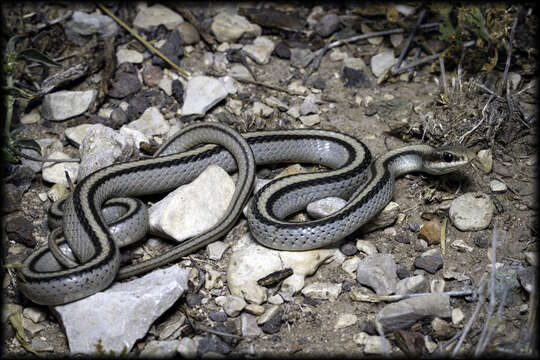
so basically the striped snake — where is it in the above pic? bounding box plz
[17,123,472,305]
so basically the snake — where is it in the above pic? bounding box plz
[17,122,472,305]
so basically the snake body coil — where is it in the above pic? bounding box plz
[18,123,471,305]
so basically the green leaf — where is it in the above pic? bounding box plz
[2,86,35,99]
[15,138,42,153]
[2,146,20,164]
[16,48,61,68]
[6,35,24,54]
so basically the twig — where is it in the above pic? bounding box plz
[499,17,519,95]
[451,274,488,356]
[96,3,190,79]
[439,56,448,95]
[474,229,499,355]
[407,47,421,82]
[394,9,426,71]
[352,289,473,303]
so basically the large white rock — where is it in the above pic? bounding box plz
[133,4,184,30]
[211,13,261,43]
[449,192,494,231]
[242,36,275,64]
[181,76,234,118]
[123,107,170,137]
[54,265,190,355]
[227,232,337,304]
[149,165,235,242]
[40,90,97,121]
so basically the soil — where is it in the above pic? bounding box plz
[1,2,537,358]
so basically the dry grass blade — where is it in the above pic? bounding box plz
[96,3,190,79]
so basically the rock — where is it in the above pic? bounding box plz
[334,313,358,330]
[363,202,399,232]
[244,304,265,316]
[390,33,404,47]
[306,197,346,218]
[431,317,456,340]
[47,183,69,202]
[152,30,184,68]
[142,64,164,87]
[362,24,383,45]
[140,340,182,358]
[370,48,396,77]
[211,13,261,43]
[356,253,398,296]
[450,239,474,252]
[290,48,315,68]
[108,71,141,99]
[413,250,443,274]
[223,295,246,317]
[21,316,46,335]
[490,179,507,193]
[181,76,233,118]
[451,308,464,325]
[172,79,185,106]
[449,192,494,231]
[177,337,197,359]
[301,282,342,302]
[524,251,537,266]
[66,10,119,38]
[299,98,319,116]
[376,293,451,332]
[54,265,189,354]
[474,234,490,248]
[228,233,336,303]
[396,264,412,279]
[257,305,281,325]
[176,22,200,45]
[287,80,308,95]
[314,13,340,37]
[42,151,79,187]
[116,48,144,64]
[516,266,535,294]
[395,275,427,295]
[299,114,320,126]
[77,124,137,181]
[228,63,253,81]
[342,257,361,278]
[268,294,284,304]
[261,312,282,334]
[476,149,493,173]
[5,215,35,247]
[207,241,230,261]
[330,48,348,61]
[340,242,358,256]
[263,96,288,111]
[31,337,54,352]
[355,240,378,256]
[123,107,170,138]
[197,333,232,356]
[149,165,235,242]
[418,218,442,245]
[65,123,92,148]
[20,108,40,124]
[273,41,291,59]
[395,5,417,16]
[343,57,367,72]
[243,36,275,64]
[40,90,96,121]
[240,313,263,336]
[364,336,387,355]
[342,67,371,88]
[133,4,184,30]
[23,307,48,323]
[252,102,274,117]
[312,78,326,90]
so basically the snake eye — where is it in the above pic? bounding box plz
[441,152,454,162]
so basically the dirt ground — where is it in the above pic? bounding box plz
[1,2,537,358]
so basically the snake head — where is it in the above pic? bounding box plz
[422,145,474,175]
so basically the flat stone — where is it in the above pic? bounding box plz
[40,90,96,121]
[301,282,342,302]
[490,179,507,193]
[223,295,246,317]
[413,251,443,274]
[240,313,263,336]
[211,13,261,43]
[370,48,396,77]
[124,106,170,138]
[306,197,346,218]
[356,253,398,296]
[149,165,235,242]
[299,114,320,126]
[133,4,184,30]
[376,293,451,332]
[206,241,230,261]
[116,48,144,64]
[314,13,340,37]
[243,36,275,64]
[54,266,189,354]
[64,123,92,148]
[181,76,233,118]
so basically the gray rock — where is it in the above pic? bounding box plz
[241,313,263,336]
[243,36,275,64]
[64,123,92,148]
[413,251,443,274]
[370,48,396,77]
[108,71,141,99]
[66,10,119,37]
[299,98,320,116]
[207,241,230,261]
[314,13,340,37]
[211,13,261,43]
[176,22,200,45]
[395,274,427,295]
[356,253,398,296]
[54,266,189,354]
[77,124,137,181]
[148,165,235,242]
[40,90,96,121]
[223,295,247,317]
[123,106,170,137]
[177,337,197,359]
[307,197,346,218]
[449,192,494,231]
[377,293,451,332]
[290,48,315,68]
[133,4,184,30]
[301,282,342,301]
[31,337,54,352]
[181,76,233,118]
[140,340,182,358]
[116,48,144,64]
[42,151,79,187]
